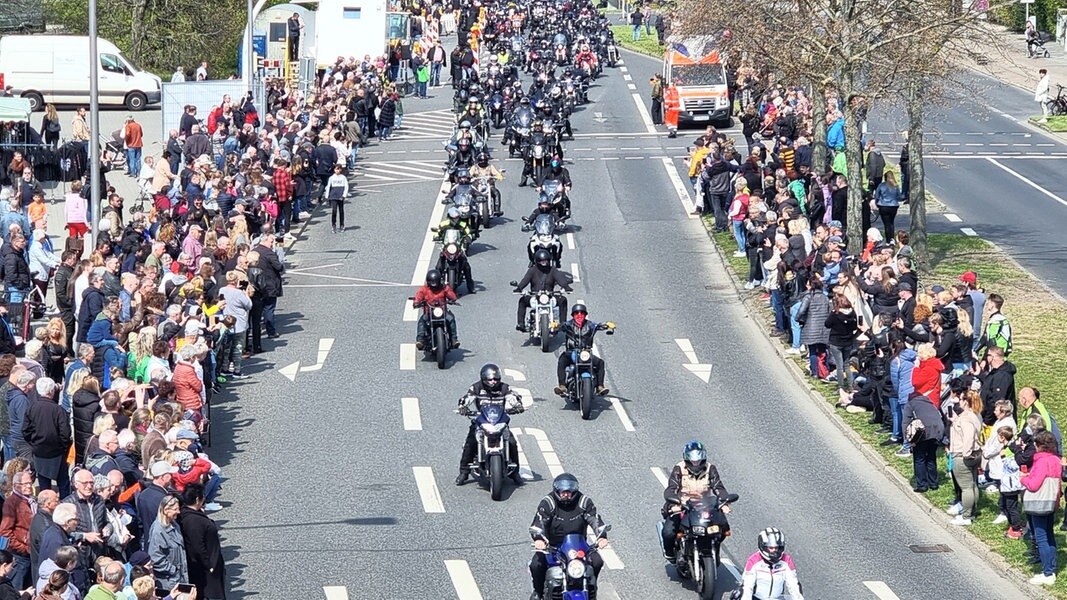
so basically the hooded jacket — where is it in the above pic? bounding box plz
[979,361,1017,425]
[890,348,917,401]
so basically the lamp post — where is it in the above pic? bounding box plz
[88,0,101,252]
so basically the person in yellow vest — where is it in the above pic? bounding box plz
[664,82,680,138]
[659,441,733,561]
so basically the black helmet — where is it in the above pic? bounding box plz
[534,248,552,268]
[570,303,587,316]
[538,191,552,207]
[757,527,785,565]
[480,363,502,393]
[683,440,707,476]
[426,269,443,290]
[551,473,580,508]
[477,153,490,167]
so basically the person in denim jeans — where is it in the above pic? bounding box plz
[823,295,858,392]
[218,273,251,378]
[796,279,831,375]
[888,342,917,455]
[630,9,643,41]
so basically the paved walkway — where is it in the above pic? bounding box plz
[963,22,1067,103]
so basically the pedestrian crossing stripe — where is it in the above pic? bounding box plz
[354,160,445,185]
[391,108,457,140]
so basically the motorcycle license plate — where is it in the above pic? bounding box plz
[691,526,705,535]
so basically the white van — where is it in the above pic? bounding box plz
[0,35,161,111]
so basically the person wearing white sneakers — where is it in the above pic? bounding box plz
[1021,431,1062,586]
[947,389,983,526]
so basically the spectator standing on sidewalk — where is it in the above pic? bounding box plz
[630,7,643,41]
[122,117,144,179]
[1036,68,1051,123]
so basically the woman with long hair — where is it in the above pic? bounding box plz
[44,318,67,383]
[127,326,158,384]
[41,104,61,147]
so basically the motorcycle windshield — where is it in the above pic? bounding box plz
[517,111,533,127]
[478,402,509,425]
[533,213,556,236]
[542,180,561,197]
[442,228,462,245]
[454,189,474,207]
[558,534,591,557]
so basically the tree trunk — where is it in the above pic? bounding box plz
[811,79,827,172]
[906,77,928,271]
[843,93,866,256]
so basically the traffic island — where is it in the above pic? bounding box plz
[610,24,664,58]
[701,213,1066,599]
[1029,115,1067,133]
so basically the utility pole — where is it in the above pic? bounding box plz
[88,0,101,253]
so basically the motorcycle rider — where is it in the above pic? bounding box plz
[660,440,733,561]
[733,528,804,600]
[529,473,609,600]
[447,137,477,179]
[514,248,573,332]
[539,158,572,219]
[434,207,477,294]
[519,120,547,187]
[469,152,505,217]
[456,364,525,485]
[554,303,614,397]
[574,43,597,73]
[413,269,460,350]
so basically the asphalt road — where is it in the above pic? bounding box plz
[196,48,1031,600]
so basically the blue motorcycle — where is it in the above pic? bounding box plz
[533,525,611,600]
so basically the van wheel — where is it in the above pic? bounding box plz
[125,92,147,111]
[23,92,44,112]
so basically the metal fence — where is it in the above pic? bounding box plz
[159,80,265,139]
[0,0,44,33]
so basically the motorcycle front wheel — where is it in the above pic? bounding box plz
[489,453,505,501]
[540,313,551,353]
[698,553,718,600]
[435,328,447,369]
[580,377,593,420]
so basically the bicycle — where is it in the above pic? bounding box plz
[1049,85,1067,117]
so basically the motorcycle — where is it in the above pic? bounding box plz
[489,91,506,129]
[433,228,470,293]
[526,132,549,186]
[511,283,564,353]
[462,399,521,501]
[472,175,502,227]
[507,110,534,157]
[660,491,740,600]
[563,326,615,420]
[540,178,570,222]
[523,212,564,266]
[531,525,612,600]
[410,297,459,369]
[443,186,482,239]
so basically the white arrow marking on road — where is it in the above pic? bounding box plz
[593,111,607,123]
[661,157,698,218]
[323,585,349,600]
[299,338,334,372]
[400,344,417,370]
[278,362,300,382]
[413,466,445,513]
[675,338,713,383]
[519,428,565,477]
[513,387,534,410]
[503,368,526,381]
[402,397,422,431]
[445,560,484,599]
[566,233,576,250]
[570,263,581,283]
[863,581,902,600]
[600,547,626,570]
[651,466,669,488]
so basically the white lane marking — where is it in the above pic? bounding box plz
[444,560,484,600]
[299,338,335,372]
[1036,143,1056,147]
[683,363,713,383]
[721,557,742,580]
[619,65,628,72]
[566,232,576,250]
[1000,112,1016,121]
[413,466,445,513]
[411,179,452,285]
[674,338,699,364]
[514,433,535,480]
[985,157,1067,209]
[521,427,565,477]
[863,581,902,600]
[661,157,698,218]
[989,143,1008,147]
[600,547,626,570]
[570,262,581,282]
[623,73,633,81]
[323,586,349,600]
[631,93,657,133]
[608,396,635,432]
[403,300,419,322]
[964,143,984,147]
[400,343,417,370]
[402,397,422,431]
[513,387,534,409]
[278,362,300,381]
[627,83,637,90]
[961,227,978,237]
[651,466,669,488]
[944,213,962,223]
[503,368,526,381]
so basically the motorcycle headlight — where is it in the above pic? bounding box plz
[579,350,591,361]
[446,243,458,254]
[538,293,550,304]
[432,307,445,318]
[566,559,586,579]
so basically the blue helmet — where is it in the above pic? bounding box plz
[683,440,707,476]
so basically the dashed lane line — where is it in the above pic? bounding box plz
[600,547,626,570]
[444,560,485,600]
[566,233,576,250]
[627,83,637,90]
[944,213,962,223]
[323,585,349,600]
[961,228,978,237]
[413,466,445,513]
[514,433,535,480]
[402,397,422,431]
[517,427,565,477]
[570,263,581,283]
[651,466,669,488]
[623,73,633,81]
[863,581,903,600]
[400,343,417,370]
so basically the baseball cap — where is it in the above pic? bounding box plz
[184,320,205,336]
[931,284,946,294]
[827,235,843,245]
[959,271,977,284]
[898,282,914,293]
[176,428,199,441]
[149,461,178,477]
[128,551,151,567]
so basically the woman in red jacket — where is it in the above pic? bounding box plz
[911,343,944,409]
[1021,431,1062,586]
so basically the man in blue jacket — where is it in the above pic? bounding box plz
[889,344,917,457]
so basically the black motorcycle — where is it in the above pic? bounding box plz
[662,491,740,600]
[411,297,459,369]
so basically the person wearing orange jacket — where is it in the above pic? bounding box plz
[664,82,680,138]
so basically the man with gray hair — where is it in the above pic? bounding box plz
[30,489,59,581]
[157,304,185,344]
[86,430,120,476]
[63,470,107,590]
[23,376,72,497]
[7,369,37,461]
[86,559,126,597]
[37,507,80,590]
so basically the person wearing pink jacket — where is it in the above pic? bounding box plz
[1021,431,1062,586]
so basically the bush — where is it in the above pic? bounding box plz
[989,0,1065,35]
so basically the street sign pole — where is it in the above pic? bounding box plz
[88,0,101,253]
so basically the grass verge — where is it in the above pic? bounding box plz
[610,24,664,58]
[704,217,1067,596]
[1029,115,1067,133]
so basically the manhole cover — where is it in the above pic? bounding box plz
[909,544,952,553]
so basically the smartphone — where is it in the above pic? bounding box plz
[177,583,195,593]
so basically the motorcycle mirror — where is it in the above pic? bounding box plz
[509,280,519,287]
[521,216,530,223]
[430,227,439,232]
[725,493,740,503]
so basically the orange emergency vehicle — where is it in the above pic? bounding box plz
[661,35,731,128]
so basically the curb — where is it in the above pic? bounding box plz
[698,220,1053,599]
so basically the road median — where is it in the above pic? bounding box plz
[698,210,1065,598]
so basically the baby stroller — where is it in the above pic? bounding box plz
[1028,31,1052,59]
[102,130,128,169]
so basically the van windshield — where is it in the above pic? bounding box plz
[118,53,141,73]
[671,64,725,87]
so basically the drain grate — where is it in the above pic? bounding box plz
[909,544,952,553]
